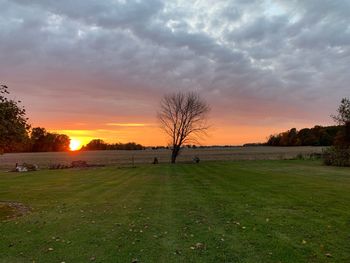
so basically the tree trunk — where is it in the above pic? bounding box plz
[171,146,180,163]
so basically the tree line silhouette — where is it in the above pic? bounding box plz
[81,139,144,151]
[266,126,342,146]
[30,127,70,152]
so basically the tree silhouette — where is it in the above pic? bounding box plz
[332,98,350,148]
[0,85,30,153]
[158,91,210,163]
[30,127,70,152]
[323,98,350,166]
[332,98,350,125]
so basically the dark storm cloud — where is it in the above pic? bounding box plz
[1,0,349,130]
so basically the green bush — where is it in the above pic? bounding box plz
[323,147,350,167]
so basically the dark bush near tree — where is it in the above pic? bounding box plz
[323,147,350,167]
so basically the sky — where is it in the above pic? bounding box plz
[1,0,349,147]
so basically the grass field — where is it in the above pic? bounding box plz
[0,160,349,262]
[0,146,325,170]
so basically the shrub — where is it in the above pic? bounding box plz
[296,153,304,160]
[323,147,350,167]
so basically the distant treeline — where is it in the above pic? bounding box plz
[243,143,265,147]
[148,145,242,149]
[266,125,342,146]
[30,127,70,152]
[2,127,70,153]
[81,139,145,151]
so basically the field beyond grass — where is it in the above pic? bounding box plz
[0,146,325,170]
[0,160,349,262]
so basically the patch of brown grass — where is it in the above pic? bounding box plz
[0,201,31,221]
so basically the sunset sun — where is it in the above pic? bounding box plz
[69,139,81,151]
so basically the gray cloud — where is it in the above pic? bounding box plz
[1,0,349,140]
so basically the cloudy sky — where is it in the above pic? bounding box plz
[1,0,349,146]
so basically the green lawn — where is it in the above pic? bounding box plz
[0,160,349,262]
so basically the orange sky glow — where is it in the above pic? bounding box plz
[48,120,331,149]
[24,94,334,148]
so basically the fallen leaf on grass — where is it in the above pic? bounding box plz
[190,243,205,250]
[196,243,204,249]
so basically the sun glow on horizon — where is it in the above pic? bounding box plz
[69,139,82,151]
[106,123,147,127]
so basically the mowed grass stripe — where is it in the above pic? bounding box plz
[0,160,350,262]
[176,162,350,262]
[173,164,256,263]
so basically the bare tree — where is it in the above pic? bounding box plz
[158,91,210,163]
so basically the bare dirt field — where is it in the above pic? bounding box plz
[0,146,325,170]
